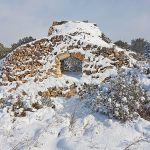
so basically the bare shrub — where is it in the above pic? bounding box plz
[0,98,4,109]
[11,97,31,117]
[20,111,26,117]
[124,136,150,150]
[40,97,55,108]
[32,102,43,110]
[69,111,76,130]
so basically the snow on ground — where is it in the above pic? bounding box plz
[1,68,117,105]
[0,58,149,150]
[0,96,150,150]
[0,21,149,150]
[0,60,150,150]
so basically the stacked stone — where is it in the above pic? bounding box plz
[38,84,77,98]
[1,21,130,88]
[2,39,53,82]
[48,21,68,36]
[91,47,129,67]
[54,52,85,77]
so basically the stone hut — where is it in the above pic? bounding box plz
[0,21,132,100]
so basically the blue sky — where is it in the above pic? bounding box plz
[0,0,150,46]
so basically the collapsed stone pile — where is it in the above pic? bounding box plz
[38,83,77,98]
[2,41,129,82]
[0,21,133,101]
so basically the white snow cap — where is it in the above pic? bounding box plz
[53,21,102,36]
[49,20,111,47]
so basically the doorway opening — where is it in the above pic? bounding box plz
[61,57,82,78]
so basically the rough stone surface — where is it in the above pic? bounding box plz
[0,21,134,101]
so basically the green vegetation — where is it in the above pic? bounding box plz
[0,36,36,59]
[115,38,148,54]
[0,43,11,59]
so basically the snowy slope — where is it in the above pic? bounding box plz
[0,96,150,150]
[0,21,149,150]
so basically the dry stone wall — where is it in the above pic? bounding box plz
[1,21,132,101]
[2,33,130,83]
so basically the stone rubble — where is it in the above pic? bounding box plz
[0,21,133,101]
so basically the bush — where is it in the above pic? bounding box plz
[114,40,129,49]
[11,36,36,50]
[0,43,11,59]
[40,97,55,108]
[130,38,147,54]
[32,102,43,109]
[79,71,149,121]
[0,98,4,109]
[144,42,150,60]
[101,33,111,43]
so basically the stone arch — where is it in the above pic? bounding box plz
[54,52,85,77]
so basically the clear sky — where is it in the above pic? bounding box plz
[0,0,150,46]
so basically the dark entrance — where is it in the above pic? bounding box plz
[61,57,82,76]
